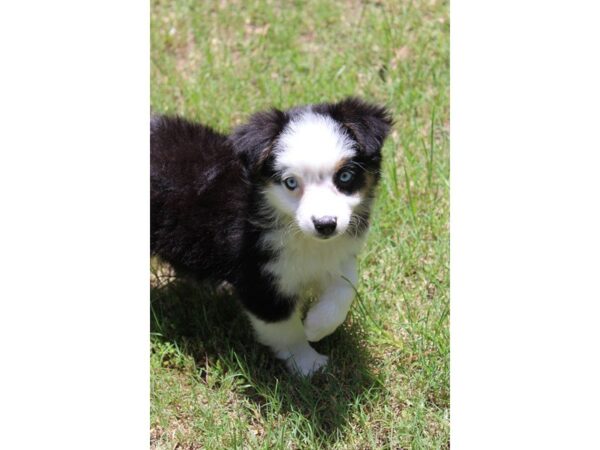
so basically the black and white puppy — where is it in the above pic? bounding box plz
[151,98,392,376]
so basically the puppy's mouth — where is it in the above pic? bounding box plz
[316,234,334,240]
[296,227,338,241]
[308,229,343,241]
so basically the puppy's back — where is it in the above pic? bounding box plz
[151,116,247,280]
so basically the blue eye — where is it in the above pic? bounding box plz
[338,170,354,183]
[283,177,298,190]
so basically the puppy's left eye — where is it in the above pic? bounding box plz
[338,170,354,184]
[283,177,298,190]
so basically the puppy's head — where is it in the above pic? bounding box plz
[231,98,392,240]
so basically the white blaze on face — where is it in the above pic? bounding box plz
[264,111,363,239]
[276,113,355,173]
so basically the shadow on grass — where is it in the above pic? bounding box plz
[150,276,382,442]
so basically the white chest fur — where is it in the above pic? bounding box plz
[260,228,365,298]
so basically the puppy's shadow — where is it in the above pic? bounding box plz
[150,273,382,441]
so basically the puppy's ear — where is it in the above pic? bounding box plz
[229,108,289,174]
[326,97,393,155]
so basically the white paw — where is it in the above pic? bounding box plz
[304,307,341,342]
[284,346,329,377]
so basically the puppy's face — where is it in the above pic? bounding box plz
[266,114,369,239]
[231,98,392,240]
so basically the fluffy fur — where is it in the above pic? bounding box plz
[151,98,392,376]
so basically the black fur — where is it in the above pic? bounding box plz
[229,108,290,181]
[313,97,393,168]
[150,99,392,323]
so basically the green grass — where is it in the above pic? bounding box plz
[151,0,449,448]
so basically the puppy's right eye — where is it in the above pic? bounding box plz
[283,177,298,191]
[338,170,354,183]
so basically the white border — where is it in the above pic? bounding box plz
[452,1,600,447]
[2,0,600,447]
[0,1,149,448]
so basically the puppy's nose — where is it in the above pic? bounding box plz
[312,216,337,236]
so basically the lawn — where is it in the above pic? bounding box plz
[150,0,449,448]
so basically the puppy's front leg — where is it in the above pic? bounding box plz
[304,258,357,342]
[246,308,329,377]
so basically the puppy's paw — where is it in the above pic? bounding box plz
[285,346,329,377]
[304,322,337,343]
[304,306,341,342]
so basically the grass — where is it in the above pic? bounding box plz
[150,0,449,448]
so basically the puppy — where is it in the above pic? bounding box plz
[151,98,392,376]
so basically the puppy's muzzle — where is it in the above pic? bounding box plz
[312,216,337,237]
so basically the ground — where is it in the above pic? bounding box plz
[151,0,449,448]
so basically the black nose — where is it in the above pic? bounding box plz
[312,216,337,236]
